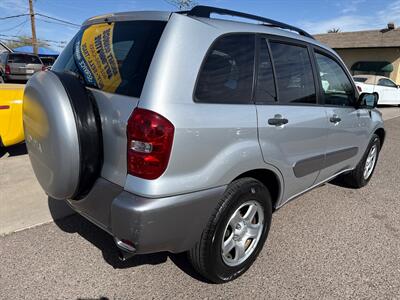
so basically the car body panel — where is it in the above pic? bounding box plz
[317,107,370,180]
[256,105,328,201]
[0,83,25,146]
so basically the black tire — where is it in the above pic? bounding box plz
[340,134,381,188]
[54,71,103,200]
[189,177,272,283]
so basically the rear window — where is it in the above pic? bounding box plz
[52,21,166,98]
[8,54,42,64]
[353,77,368,83]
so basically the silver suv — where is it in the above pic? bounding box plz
[23,6,385,283]
[0,52,44,83]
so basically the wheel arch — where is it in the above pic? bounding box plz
[233,168,282,210]
[374,127,385,147]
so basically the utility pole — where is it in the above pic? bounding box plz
[28,0,38,55]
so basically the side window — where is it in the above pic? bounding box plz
[195,34,255,104]
[378,78,397,88]
[269,42,316,104]
[255,38,276,102]
[315,52,354,106]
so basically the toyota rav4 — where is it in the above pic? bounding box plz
[23,6,385,283]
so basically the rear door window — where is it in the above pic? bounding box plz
[52,21,166,98]
[269,42,316,104]
[194,34,255,104]
[8,54,42,64]
[255,38,276,102]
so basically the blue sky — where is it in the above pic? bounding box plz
[1,0,399,52]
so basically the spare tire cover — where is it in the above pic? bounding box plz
[23,71,102,200]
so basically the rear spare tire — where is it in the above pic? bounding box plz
[23,71,102,200]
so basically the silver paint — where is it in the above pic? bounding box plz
[23,71,80,199]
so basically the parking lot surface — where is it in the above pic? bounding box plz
[1,115,400,299]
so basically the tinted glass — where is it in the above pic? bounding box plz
[270,42,316,104]
[315,52,354,106]
[378,78,397,88]
[0,53,6,64]
[8,54,42,64]
[353,77,368,83]
[53,21,166,98]
[195,34,255,104]
[255,38,276,102]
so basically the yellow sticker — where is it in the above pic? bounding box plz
[79,23,121,93]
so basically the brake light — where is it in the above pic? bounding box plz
[42,65,46,71]
[5,65,10,75]
[357,85,362,93]
[127,108,174,180]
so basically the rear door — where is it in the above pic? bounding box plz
[313,49,371,181]
[255,36,328,201]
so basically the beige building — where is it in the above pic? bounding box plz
[315,24,400,84]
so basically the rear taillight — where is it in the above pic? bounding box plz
[357,85,362,93]
[42,65,46,71]
[127,108,174,180]
[5,65,10,75]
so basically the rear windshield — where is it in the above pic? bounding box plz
[353,77,368,83]
[52,21,166,98]
[8,54,42,64]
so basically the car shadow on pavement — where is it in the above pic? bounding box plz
[0,143,27,158]
[328,176,356,189]
[50,204,208,282]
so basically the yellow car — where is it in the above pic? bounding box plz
[0,83,25,147]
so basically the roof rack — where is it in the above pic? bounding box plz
[181,5,314,40]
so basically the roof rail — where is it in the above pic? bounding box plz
[181,5,314,40]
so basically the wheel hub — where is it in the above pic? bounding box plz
[363,144,377,180]
[221,200,264,267]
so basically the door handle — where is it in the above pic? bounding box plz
[329,114,341,123]
[268,114,289,126]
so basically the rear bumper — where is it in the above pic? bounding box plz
[68,178,226,254]
[5,74,32,81]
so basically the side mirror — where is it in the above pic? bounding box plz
[357,92,378,109]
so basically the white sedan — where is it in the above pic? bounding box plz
[354,75,400,106]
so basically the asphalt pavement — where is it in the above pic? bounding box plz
[1,114,400,299]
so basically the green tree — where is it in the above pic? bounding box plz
[165,0,197,10]
[4,35,49,50]
[327,28,340,33]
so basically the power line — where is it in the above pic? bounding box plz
[0,13,80,27]
[35,17,80,29]
[15,19,30,36]
[0,18,29,32]
[35,13,80,27]
[0,14,30,21]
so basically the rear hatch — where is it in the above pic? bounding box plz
[51,17,168,187]
[8,53,43,75]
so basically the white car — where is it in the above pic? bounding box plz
[354,75,400,106]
